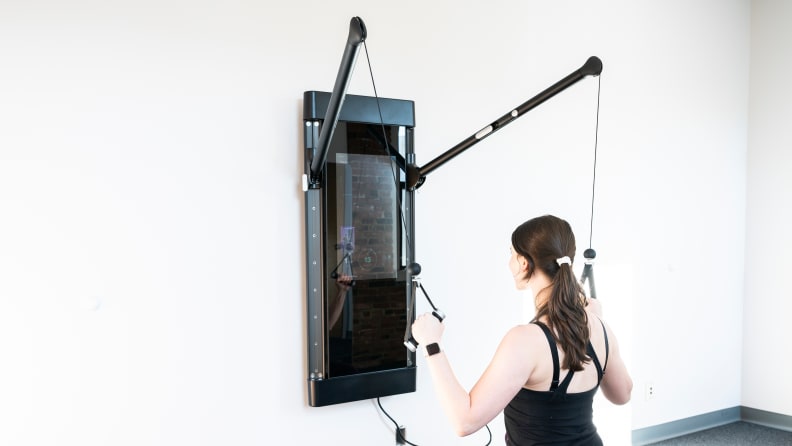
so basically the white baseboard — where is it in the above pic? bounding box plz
[741,406,792,432]
[631,407,740,445]
[632,406,792,445]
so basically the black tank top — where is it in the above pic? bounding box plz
[504,320,609,446]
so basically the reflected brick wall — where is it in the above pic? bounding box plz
[345,123,406,372]
[350,279,407,371]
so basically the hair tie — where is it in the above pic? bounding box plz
[556,256,572,267]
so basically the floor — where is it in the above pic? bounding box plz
[647,421,792,445]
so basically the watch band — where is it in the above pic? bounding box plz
[425,342,441,357]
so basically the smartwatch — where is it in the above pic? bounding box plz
[425,342,441,357]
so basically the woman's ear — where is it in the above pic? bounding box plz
[520,256,531,274]
[525,256,538,281]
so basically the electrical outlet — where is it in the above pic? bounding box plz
[396,426,406,445]
[645,382,655,401]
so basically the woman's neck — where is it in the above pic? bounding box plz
[533,284,552,312]
[528,270,553,310]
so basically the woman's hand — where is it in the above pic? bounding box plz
[411,312,445,345]
[334,275,354,293]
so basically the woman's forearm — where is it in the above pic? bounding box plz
[424,350,481,436]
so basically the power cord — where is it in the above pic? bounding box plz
[377,397,419,446]
[376,397,492,445]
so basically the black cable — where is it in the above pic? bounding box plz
[363,37,492,446]
[377,397,420,446]
[588,75,601,250]
[362,41,414,257]
[363,39,432,352]
[329,252,352,277]
[376,397,492,446]
[417,283,438,312]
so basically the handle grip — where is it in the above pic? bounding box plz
[404,310,445,352]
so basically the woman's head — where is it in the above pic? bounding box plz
[511,214,577,284]
[511,215,590,371]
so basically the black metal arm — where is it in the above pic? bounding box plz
[306,16,601,193]
[406,56,602,190]
[308,17,367,185]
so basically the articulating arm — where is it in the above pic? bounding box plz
[308,17,367,186]
[405,56,602,190]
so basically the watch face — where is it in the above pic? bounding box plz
[426,343,441,356]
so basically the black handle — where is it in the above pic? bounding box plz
[404,310,445,352]
[580,248,597,299]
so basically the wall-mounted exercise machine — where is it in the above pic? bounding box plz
[302,16,602,407]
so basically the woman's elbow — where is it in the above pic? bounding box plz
[603,378,633,405]
[455,428,480,438]
[452,420,484,437]
[611,383,634,405]
[610,392,631,405]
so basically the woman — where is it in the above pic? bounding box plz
[411,215,633,445]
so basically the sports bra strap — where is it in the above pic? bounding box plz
[533,319,611,391]
[588,342,604,383]
[598,318,610,372]
[533,322,560,391]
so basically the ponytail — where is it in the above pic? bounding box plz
[513,215,591,371]
[536,259,589,371]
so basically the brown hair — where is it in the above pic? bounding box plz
[511,215,589,371]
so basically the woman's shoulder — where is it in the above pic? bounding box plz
[491,324,552,381]
[502,323,551,351]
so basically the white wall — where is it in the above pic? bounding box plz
[743,0,792,417]
[0,1,750,445]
